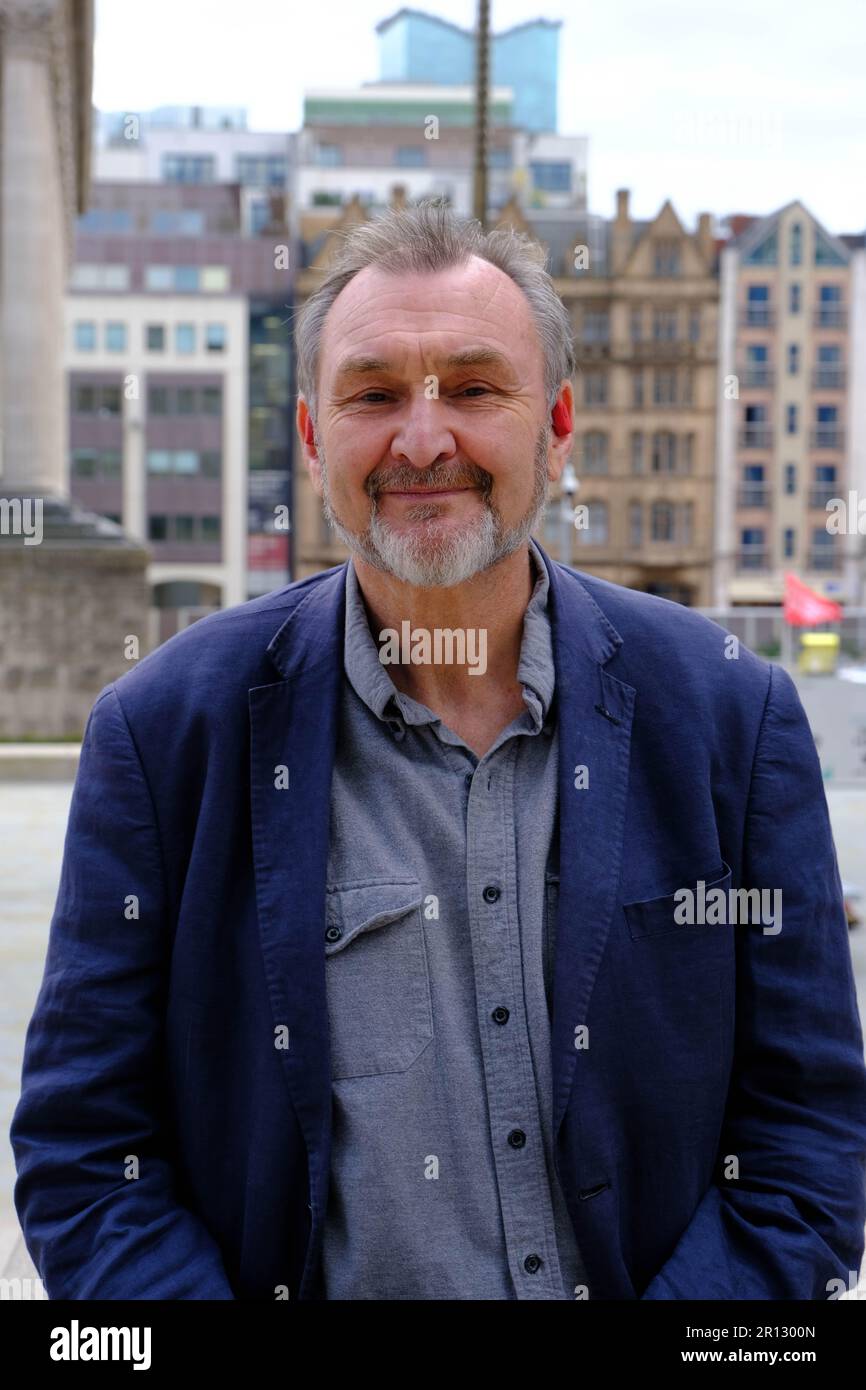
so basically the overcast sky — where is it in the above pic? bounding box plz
[94,0,866,234]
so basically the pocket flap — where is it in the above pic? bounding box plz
[325,880,423,955]
[623,861,733,940]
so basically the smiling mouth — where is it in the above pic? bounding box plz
[380,486,477,498]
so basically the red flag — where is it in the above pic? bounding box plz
[783,573,842,626]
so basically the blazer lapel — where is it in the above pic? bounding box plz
[537,547,636,1140]
[248,565,348,1184]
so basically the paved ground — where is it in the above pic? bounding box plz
[1,779,865,1296]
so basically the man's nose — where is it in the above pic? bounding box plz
[389,395,459,469]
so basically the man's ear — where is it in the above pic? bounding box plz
[297,396,323,496]
[547,381,575,481]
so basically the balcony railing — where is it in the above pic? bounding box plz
[812,368,846,389]
[813,309,847,328]
[737,549,769,571]
[741,367,774,388]
[630,340,697,359]
[742,307,774,327]
[807,549,842,572]
[810,428,844,449]
[737,487,771,508]
[738,427,773,448]
[808,486,840,508]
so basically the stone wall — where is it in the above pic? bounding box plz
[0,542,149,738]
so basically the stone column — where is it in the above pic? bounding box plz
[0,0,69,498]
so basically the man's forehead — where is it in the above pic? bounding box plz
[321,255,536,362]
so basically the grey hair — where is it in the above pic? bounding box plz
[294,198,575,424]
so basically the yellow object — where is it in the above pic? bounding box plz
[798,631,840,675]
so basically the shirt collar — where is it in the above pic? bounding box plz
[343,537,556,737]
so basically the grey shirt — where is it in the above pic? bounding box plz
[321,538,587,1300]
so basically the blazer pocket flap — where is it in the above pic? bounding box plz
[325,880,423,955]
[623,861,733,940]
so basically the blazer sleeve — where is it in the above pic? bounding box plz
[642,661,866,1299]
[10,684,235,1299]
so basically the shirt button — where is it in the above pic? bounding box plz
[507,1128,526,1149]
[325,925,342,943]
[491,1006,510,1025]
[482,885,500,904]
[523,1253,543,1274]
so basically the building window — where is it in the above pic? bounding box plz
[395,146,427,167]
[651,501,675,541]
[786,404,798,435]
[236,154,287,186]
[148,386,170,415]
[630,308,643,342]
[176,387,196,414]
[630,432,644,474]
[651,432,676,472]
[688,308,700,342]
[175,323,195,354]
[174,266,199,292]
[146,324,165,351]
[162,153,216,184]
[817,284,844,327]
[582,432,608,473]
[70,264,130,290]
[315,144,343,166]
[783,527,795,559]
[148,514,168,540]
[530,160,572,193]
[201,515,221,542]
[74,321,96,351]
[201,450,222,477]
[99,385,121,416]
[787,343,799,375]
[583,371,607,406]
[201,386,222,415]
[784,463,796,494]
[652,309,677,341]
[201,266,229,292]
[652,240,680,276]
[682,433,694,473]
[789,222,802,266]
[631,370,644,407]
[71,449,97,477]
[653,369,677,405]
[681,501,694,545]
[146,450,172,473]
[582,311,609,344]
[789,283,801,314]
[151,210,205,236]
[205,323,226,352]
[105,322,126,352]
[628,501,642,548]
[174,515,195,540]
[77,208,133,233]
[739,527,766,568]
[745,285,770,325]
[144,265,174,292]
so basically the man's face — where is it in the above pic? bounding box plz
[301,256,570,588]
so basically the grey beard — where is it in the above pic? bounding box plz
[318,428,551,589]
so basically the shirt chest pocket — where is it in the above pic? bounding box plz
[324,879,433,1080]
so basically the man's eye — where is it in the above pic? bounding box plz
[359,392,390,403]
[458,386,488,397]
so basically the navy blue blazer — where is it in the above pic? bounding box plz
[11,544,866,1299]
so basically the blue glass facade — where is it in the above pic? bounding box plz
[377,10,560,133]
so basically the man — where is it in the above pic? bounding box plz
[11,201,866,1300]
